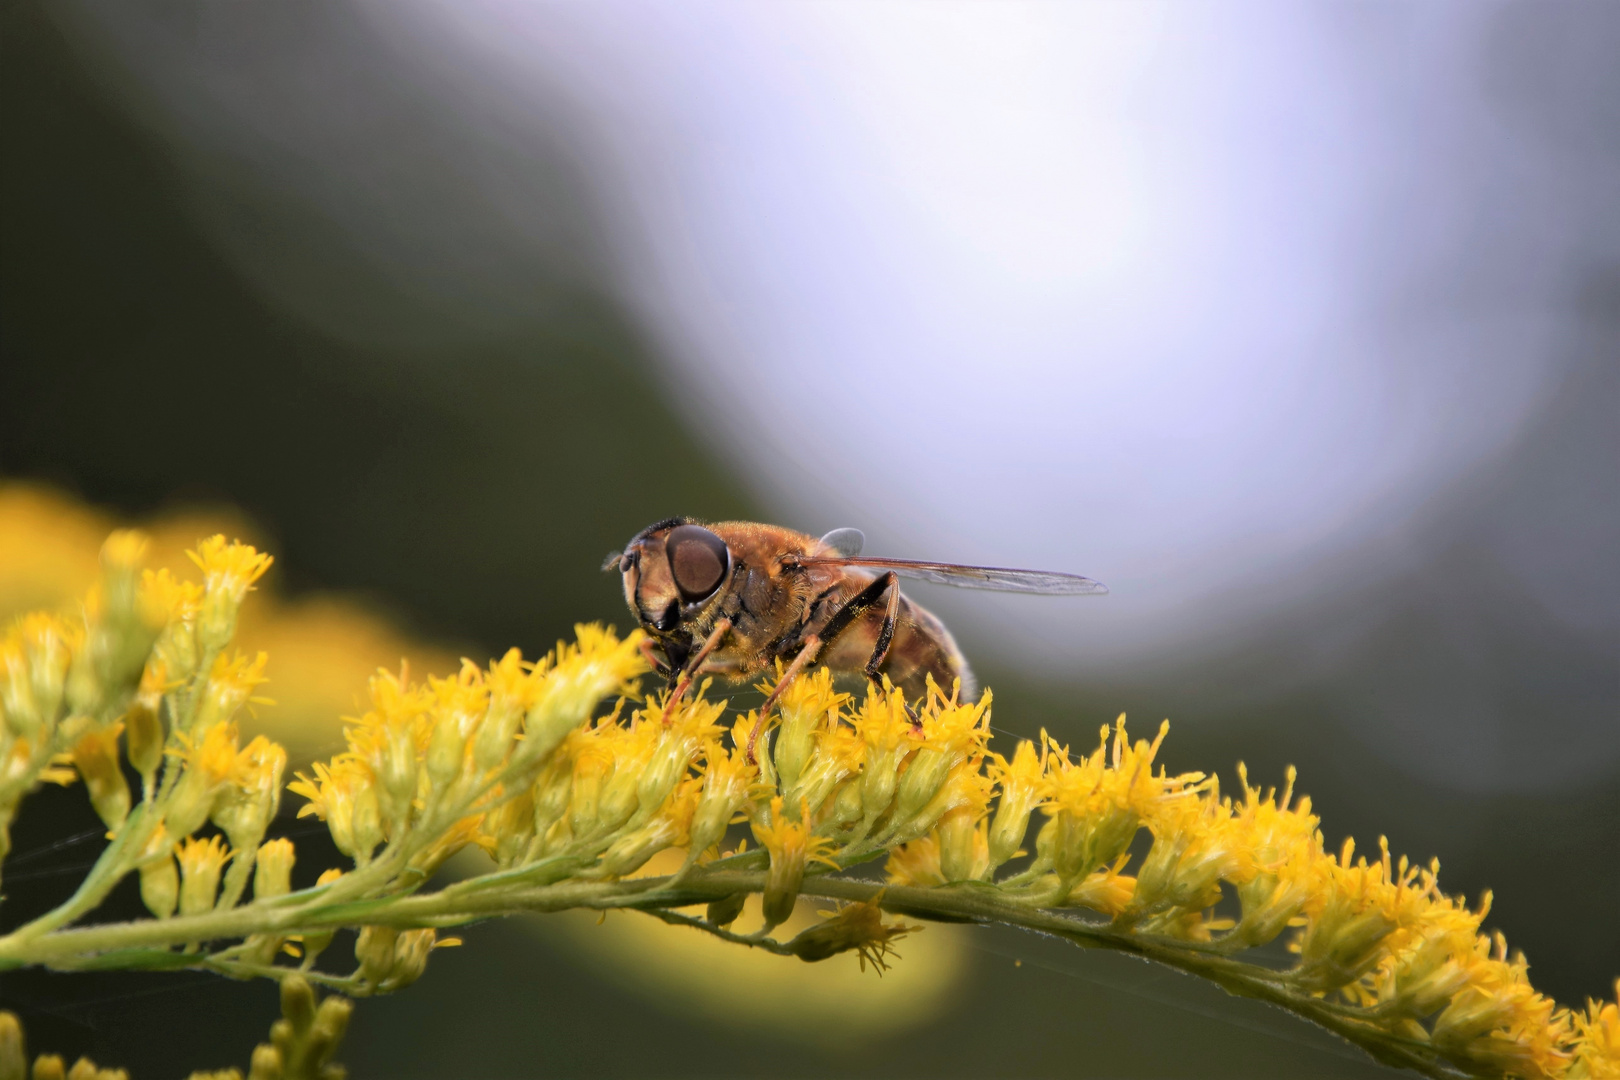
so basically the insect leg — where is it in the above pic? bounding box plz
[638,638,674,679]
[746,633,822,764]
[863,572,903,682]
[810,571,903,691]
[661,617,732,723]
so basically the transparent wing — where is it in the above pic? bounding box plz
[797,556,1108,595]
[818,527,866,557]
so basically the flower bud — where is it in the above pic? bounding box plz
[255,838,296,899]
[356,926,456,992]
[486,790,536,867]
[249,1044,282,1080]
[425,715,466,791]
[773,700,820,792]
[0,1012,21,1080]
[71,724,130,830]
[528,753,574,840]
[891,747,949,831]
[354,925,400,986]
[567,748,611,839]
[125,665,166,786]
[297,869,345,965]
[937,808,989,883]
[597,816,682,878]
[303,994,355,1073]
[831,779,864,826]
[706,891,748,927]
[139,854,179,919]
[68,533,162,717]
[473,697,523,773]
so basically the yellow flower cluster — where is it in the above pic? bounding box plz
[289,626,651,884]
[871,712,1620,1080]
[2,528,1615,1080]
[274,641,1618,1078]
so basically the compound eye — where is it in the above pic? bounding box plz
[665,524,729,604]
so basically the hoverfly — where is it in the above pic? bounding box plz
[604,519,1105,756]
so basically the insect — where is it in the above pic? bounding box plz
[603,519,1106,757]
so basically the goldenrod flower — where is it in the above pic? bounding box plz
[1067,858,1137,916]
[596,778,701,878]
[1036,718,1201,892]
[1224,763,1322,949]
[176,835,231,916]
[516,625,647,767]
[688,738,757,860]
[289,757,382,862]
[885,689,990,844]
[781,718,864,828]
[1291,836,1433,993]
[188,536,272,653]
[885,835,945,889]
[190,651,270,737]
[1,614,76,737]
[787,897,918,973]
[586,721,660,840]
[407,813,487,881]
[211,735,286,853]
[850,681,921,828]
[768,665,848,791]
[635,696,725,829]
[140,569,203,683]
[1119,784,1244,939]
[355,926,459,993]
[936,805,991,884]
[165,722,242,840]
[986,738,1046,871]
[753,797,839,929]
[1569,981,1620,1079]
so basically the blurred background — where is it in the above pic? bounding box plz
[2,1,1616,1076]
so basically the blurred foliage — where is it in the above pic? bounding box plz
[0,484,456,765]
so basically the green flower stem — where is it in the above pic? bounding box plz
[0,865,1483,1079]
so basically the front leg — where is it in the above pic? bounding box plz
[661,617,732,723]
[746,633,822,764]
[639,637,675,680]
